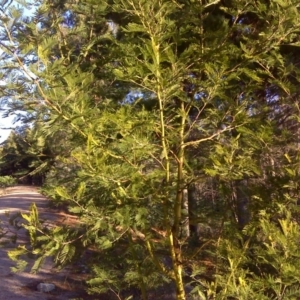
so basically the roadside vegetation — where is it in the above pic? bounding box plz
[0,176,16,188]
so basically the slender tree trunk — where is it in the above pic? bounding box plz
[233,180,250,229]
[170,101,187,300]
[188,183,199,237]
[151,13,186,297]
[169,231,185,300]
[180,188,190,238]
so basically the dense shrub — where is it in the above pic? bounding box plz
[0,176,17,188]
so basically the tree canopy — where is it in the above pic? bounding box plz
[1,0,300,299]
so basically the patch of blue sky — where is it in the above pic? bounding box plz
[0,0,36,143]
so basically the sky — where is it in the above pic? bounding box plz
[0,46,19,144]
[0,1,35,144]
[0,47,14,144]
[0,114,15,143]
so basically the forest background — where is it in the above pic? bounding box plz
[1,0,300,299]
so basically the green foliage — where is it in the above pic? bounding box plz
[0,126,54,185]
[87,242,170,297]
[2,0,300,299]
[0,176,16,188]
[188,200,300,300]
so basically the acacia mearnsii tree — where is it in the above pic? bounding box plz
[4,0,300,299]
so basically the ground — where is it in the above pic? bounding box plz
[0,185,93,300]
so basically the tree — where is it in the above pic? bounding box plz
[0,124,54,184]
[5,0,300,299]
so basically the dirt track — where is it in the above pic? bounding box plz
[0,186,89,300]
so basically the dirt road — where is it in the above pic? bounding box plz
[0,186,89,300]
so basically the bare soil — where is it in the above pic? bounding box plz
[0,186,93,300]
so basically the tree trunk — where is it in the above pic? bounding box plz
[188,183,199,237]
[180,188,190,238]
[234,180,250,229]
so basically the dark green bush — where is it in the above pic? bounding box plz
[0,176,17,188]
